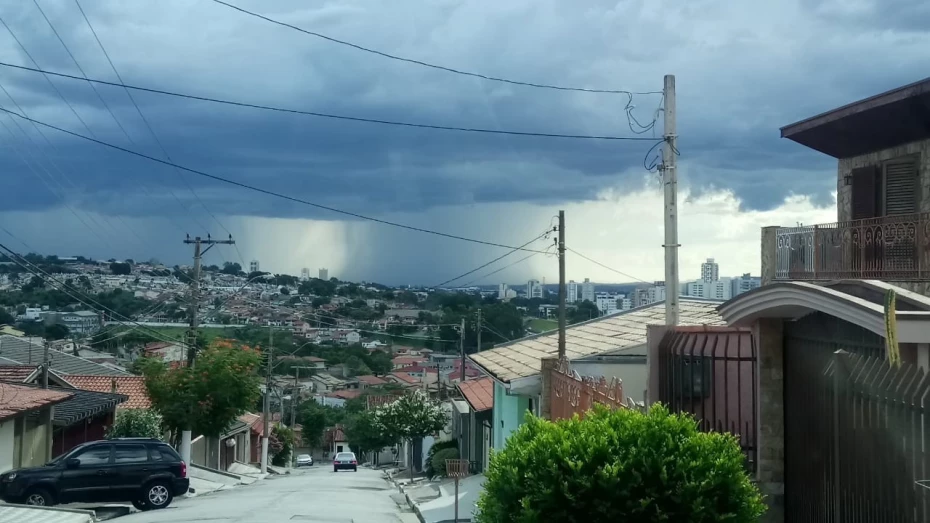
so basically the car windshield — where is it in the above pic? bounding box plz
[336,453,355,460]
[297,454,311,459]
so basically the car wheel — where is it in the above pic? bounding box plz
[143,481,173,510]
[25,488,55,507]
[132,499,149,511]
[353,467,357,472]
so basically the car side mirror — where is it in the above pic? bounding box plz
[65,458,80,469]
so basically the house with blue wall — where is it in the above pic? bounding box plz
[471,298,724,450]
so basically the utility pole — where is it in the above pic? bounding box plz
[459,317,466,382]
[261,325,273,474]
[42,339,50,389]
[183,233,235,366]
[557,210,566,360]
[661,75,680,326]
[180,234,234,467]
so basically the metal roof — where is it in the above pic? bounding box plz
[52,387,127,425]
[0,335,129,376]
[470,299,725,383]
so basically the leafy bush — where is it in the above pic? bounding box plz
[107,409,164,439]
[429,447,460,479]
[476,404,766,523]
[424,439,459,478]
[271,425,296,467]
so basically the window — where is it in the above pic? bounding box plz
[75,445,112,466]
[114,445,148,464]
[850,156,919,219]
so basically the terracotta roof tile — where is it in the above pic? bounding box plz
[0,365,36,382]
[355,375,388,386]
[326,389,363,400]
[0,382,73,421]
[457,377,493,412]
[389,372,419,384]
[62,375,151,409]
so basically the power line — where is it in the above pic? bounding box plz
[0,62,660,143]
[210,0,661,96]
[73,0,234,237]
[0,107,551,254]
[433,228,554,288]
[566,247,651,284]
[481,321,512,343]
[459,245,552,287]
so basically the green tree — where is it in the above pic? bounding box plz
[45,323,70,340]
[138,340,261,439]
[366,350,392,375]
[107,409,164,439]
[271,424,296,466]
[77,275,92,290]
[476,405,766,522]
[0,308,14,325]
[280,287,291,295]
[373,390,448,481]
[344,410,395,464]
[569,300,600,324]
[297,399,334,450]
[221,262,242,275]
[109,262,132,275]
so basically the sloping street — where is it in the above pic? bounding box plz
[117,467,416,523]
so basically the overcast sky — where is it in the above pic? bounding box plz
[0,0,927,285]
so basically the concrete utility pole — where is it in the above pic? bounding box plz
[180,233,234,467]
[459,317,466,382]
[661,75,680,326]
[261,325,273,474]
[42,340,50,389]
[557,210,566,360]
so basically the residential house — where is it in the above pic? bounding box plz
[0,335,130,377]
[704,78,930,522]
[190,419,252,472]
[387,371,420,387]
[355,375,388,389]
[310,373,346,393]
[142,341,186,367]
[335,330,361,345]
[0,382,73,472]
[324,425,349,456]
[41,310,101,334]
[392,355,427,370]
[60,375,151,410]
[469,298,724,450]
[50,388,128,457]
[453,378,493,473]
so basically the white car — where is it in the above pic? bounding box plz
[295,454,313,467]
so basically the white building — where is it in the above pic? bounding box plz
[505,288,517,301]
[620,298,632,310]
[701,258,719,283]
[686,279,732,301]
[567,280,578,303]
[498,283,508,300]
[250,260,260,273]
[595,292,620,315]
[526,280,543,299]
[580,278,595,303]
[319,268,329,281]
[23,308,41,321]
[300,268,310,281]
[731,273,762,297]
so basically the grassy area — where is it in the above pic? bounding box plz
[146,326,234,342]
[527,318,559,333]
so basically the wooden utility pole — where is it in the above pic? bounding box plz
[557,210,566,359]
[661,75,680,326]
[183,233,235,366]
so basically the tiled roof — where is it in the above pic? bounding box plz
[52,387,128,425]
[457,377,493,412]
[239,412,263,436]
[327,389,363,400]
[0,382,73,421]
[0,364,37,382]
[392,356,427,365]
[389,372,419,384]
[0,336,129,377]
[355,375,388,386]
[470,299,725,383]
[61,375,151,409]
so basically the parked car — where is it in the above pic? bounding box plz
[0,438,189,511]
[333,452,357,472]
[295,454,313,467]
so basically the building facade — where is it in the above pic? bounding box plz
[300,268,310,281]
[685,279,732,301]
[580,278,595,302]
[526,280,542,299]
[701,258,719,283]
[567,280,578,303]
[250,260,260,273]
[730,273,761,297]
[319,268,329,280]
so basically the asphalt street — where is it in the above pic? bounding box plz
[115,466,417,523]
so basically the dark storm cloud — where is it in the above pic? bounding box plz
[0,0,928,229]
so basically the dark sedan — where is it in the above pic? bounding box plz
[332,452,357,472]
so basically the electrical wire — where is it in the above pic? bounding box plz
[0,62,660,142]
[432,227,554,288]
[566,247,651,284]
[481,322,512,343]
[74,0,234,237]
[0,107,551,254]
[458,245,553,287]
[210,0,661,95]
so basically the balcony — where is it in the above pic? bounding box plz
[774,213,930,281]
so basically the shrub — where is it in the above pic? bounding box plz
[429,447,460,479]
[424,439,459,478]
[107,409,163,439]
[271,425,296,467]
[476,404,766,523]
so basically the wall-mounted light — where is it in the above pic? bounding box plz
[844,173,853,186]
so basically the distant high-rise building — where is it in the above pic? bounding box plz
[498,283,508,299]
[731,273,761,297]
[319,268,329,281]
[581,278,595,302]
[701,258,719,283]
[686,279,732,300]
[526,279,543,299]
[249,260,260,273]
[595,292,620,315]
[567,280,578,303]
[300,268,310,281]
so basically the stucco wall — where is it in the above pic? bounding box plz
[0,420,14,473]
[837,139,930,222]
[492,382,529,450]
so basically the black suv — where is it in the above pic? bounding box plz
[0,438,189,511]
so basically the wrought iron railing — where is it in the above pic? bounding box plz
[775,213,930,280]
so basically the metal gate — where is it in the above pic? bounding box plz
[783,312,930,522]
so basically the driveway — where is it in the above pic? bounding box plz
[115,466,416,523]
